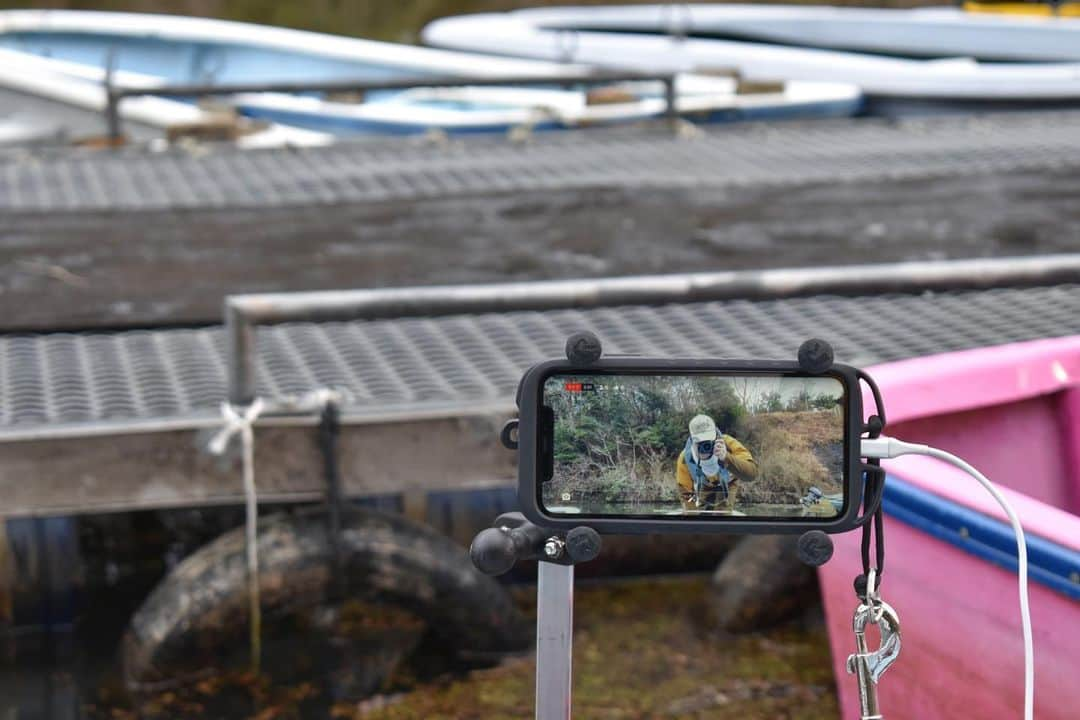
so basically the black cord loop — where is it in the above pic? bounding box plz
[855,373,888,602]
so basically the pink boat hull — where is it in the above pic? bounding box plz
[819,336,1080,720]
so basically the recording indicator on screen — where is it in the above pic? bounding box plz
[563,381,598,393]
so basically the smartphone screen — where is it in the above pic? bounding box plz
[540,372,848,520]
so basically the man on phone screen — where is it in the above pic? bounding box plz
[676,414,758,511]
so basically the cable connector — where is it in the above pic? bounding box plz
[860,436,929,459]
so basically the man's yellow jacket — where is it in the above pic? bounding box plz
[675,435,758,505]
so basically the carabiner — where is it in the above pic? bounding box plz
[846,600,902,719]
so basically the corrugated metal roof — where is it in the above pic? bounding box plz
[2,284,1078,436]
[5,110,1080,212]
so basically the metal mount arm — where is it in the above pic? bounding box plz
[470,512,601,574]
[470,513,601,720]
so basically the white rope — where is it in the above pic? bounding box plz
[205,389,342,674]
[208,398,265,673]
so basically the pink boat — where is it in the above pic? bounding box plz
[820,335,1080,720]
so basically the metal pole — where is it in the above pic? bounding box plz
[105,90,122,145]
[99,70,672,105]
[536,561,574,720]
[664,75,678,127]
[223,253,1080,407]
[226,298,258,405]
[103,50,122,146]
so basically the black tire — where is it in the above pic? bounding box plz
[122,506,530,692]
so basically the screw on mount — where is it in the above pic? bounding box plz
[469,513,602,575]
[470,509,602,720]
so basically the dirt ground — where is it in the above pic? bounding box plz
[5,168,1080,331]
[83,575,837,719]
[341,575,838,720]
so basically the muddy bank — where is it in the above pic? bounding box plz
[0,502,741,717]
[338,575,838,720]
[85,574,837,719]
[4,169,1080,331]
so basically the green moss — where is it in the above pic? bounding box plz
[99,575,839,719]
[354,575,839,720]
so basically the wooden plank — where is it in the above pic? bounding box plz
[0,414,515,517]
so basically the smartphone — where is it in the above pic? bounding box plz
[515,358,864,534]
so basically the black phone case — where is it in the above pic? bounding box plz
[515,357,865,535]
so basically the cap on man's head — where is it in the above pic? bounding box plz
[688,414,718,442]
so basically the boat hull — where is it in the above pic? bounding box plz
[422,12,1080,102]
[515,5,1080,63]
[819,337,1080,720]
[821,481,1079,719]
[232,88,862,135]
[0,10,860,138]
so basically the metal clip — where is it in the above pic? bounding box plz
[846,600,902,720]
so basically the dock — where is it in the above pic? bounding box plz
[5,110,1080,330]
[1,111,1079,537]
[4,109,1080,518]
[1,274,1078,518]
[3,89,1080,720]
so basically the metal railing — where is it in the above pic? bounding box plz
[102,69,680,143]
[223,253,1080,405]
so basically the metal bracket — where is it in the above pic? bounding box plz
[470,513,601,720]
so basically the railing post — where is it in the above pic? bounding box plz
[105,90,122,146]
[103,51,123,146]
[664,74,678,129]
[226,299,258,406]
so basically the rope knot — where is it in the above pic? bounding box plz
[208,399,265,455]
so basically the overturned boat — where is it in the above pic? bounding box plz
[422,9,1080,113]
[231,75,861,135]
[0,46,331,148]
[506,4,1080,62]
[0,9,860,139]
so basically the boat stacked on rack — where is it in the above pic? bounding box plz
[422,4,1080,115]
[0,45,332,148]
[0,9,861,148]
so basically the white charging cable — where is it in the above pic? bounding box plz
[861,437,1033,720]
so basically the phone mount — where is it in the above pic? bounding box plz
[471,516,601,720]
[473,331,607,720]
[473,332,850,719]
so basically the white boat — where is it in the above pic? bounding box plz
[0,9,580,85]
[511,4,1080,62]
[0,46,332,148]
[232,76,862,135]
[0,10,861,140]
[422,10,1080,106]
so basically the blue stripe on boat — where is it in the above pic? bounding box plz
[883,474,1080,600]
